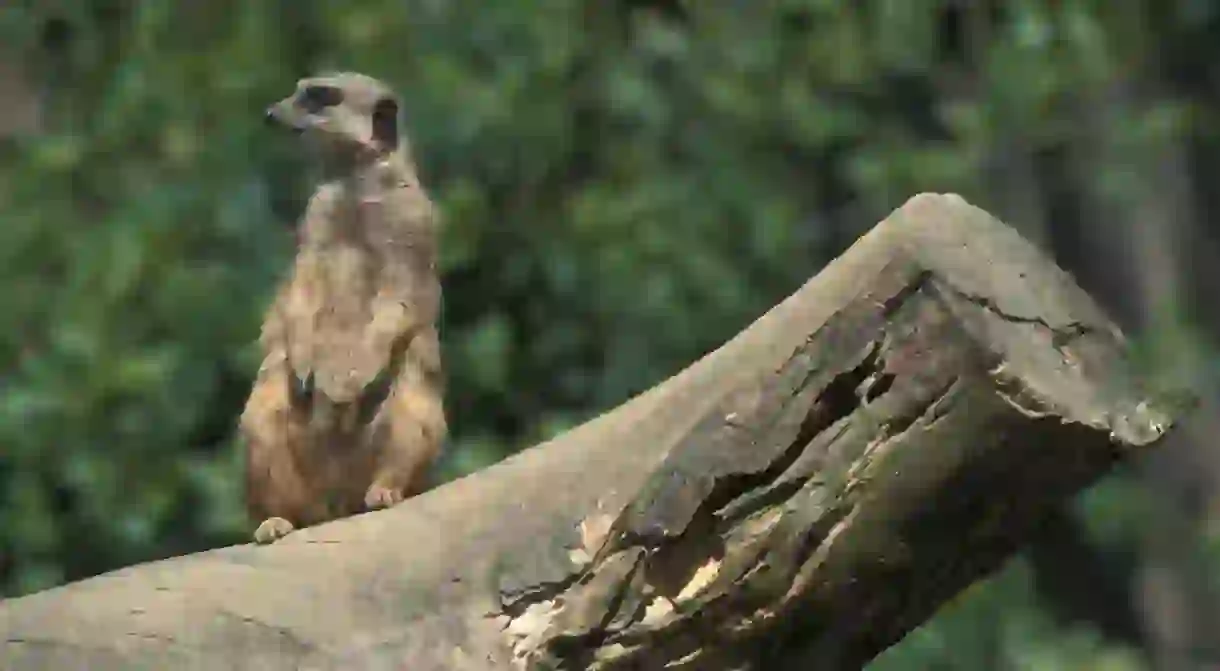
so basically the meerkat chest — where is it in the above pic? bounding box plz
[299,185,388,278]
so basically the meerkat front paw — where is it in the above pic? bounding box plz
[364,484,405,511]
[253,517,296,545]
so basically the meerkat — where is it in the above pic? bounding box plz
[241,72,446,544]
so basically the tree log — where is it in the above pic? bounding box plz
[0,194,1185,670]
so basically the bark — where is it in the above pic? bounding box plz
[0,194,1186,670]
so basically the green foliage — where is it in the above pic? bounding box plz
[1,0,1218,667]
[871,558,1148,671]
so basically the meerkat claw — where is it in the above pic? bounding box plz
[253,517,296,545]
[364,485,405,511]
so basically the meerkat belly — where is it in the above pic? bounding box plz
[293,243,387,378]
[318,244,378,320]
[308,428,381,515]
[283,239,399,462]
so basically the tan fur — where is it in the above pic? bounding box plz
[241,73,446,544]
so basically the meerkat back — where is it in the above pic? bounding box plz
[241,72,447,545]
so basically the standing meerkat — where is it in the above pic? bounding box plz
[241,72,446,544]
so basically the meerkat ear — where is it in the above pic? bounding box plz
[371,96,400,151]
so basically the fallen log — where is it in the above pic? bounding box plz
[0,194,1185,670]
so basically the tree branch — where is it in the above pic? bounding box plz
[0,194,1186,670]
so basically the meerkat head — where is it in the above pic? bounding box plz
[265,72,402,161]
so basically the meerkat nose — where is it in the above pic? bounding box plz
[264,108,278,125]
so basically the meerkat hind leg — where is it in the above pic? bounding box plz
[362,422,435,511]
[253,516,296,544]
[362,445,435,510]
[362,378,443,511]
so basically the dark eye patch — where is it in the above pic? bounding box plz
[297,85,344,113]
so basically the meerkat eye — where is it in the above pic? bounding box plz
[297,85,344,113]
